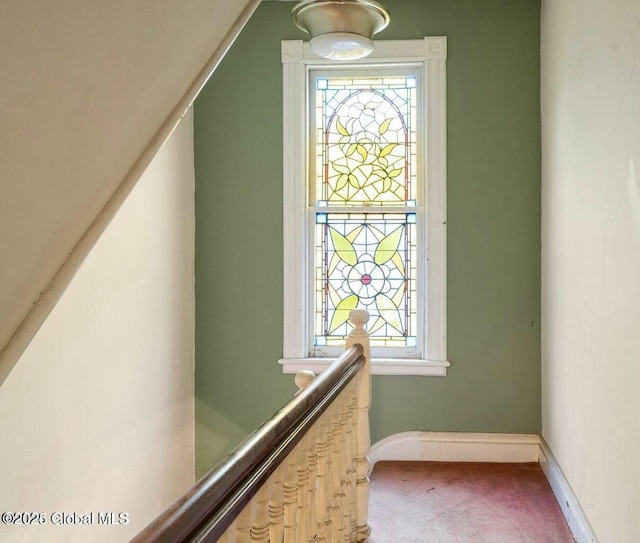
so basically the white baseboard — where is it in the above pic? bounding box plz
[538,438,599,543]
[368,431,540,468]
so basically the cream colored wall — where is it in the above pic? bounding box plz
[541,0,640,541]
[0,110,195,542]
[0,0,257,376]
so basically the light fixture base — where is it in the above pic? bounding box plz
[292,0,390,61]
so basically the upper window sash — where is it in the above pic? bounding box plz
[309,68,421,209]
[280,38,449,377]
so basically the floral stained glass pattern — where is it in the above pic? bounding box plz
[314,76,417,207]
[315,213,417,347]
[312,72,420,351]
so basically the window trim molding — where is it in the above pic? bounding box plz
[281,38,449,376]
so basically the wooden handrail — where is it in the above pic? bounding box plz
[131,343,365,543]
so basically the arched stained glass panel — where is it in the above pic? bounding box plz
[314,76,417,207]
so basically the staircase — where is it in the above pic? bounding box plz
[0,4,259,541]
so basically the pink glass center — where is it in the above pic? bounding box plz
[361,274,372,285]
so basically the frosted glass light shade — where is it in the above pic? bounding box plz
[292,0,390,61]
[310,32,374,60]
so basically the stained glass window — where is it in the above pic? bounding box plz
[311,72,420,350]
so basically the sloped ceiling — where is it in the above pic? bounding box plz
[0,0,259,378]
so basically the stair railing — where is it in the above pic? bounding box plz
[131,309,372,543]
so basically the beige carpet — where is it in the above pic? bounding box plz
[368,461,575,543]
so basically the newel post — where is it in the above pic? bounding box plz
[345,309,371,541]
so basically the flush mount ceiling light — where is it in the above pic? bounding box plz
[291,0,390,60]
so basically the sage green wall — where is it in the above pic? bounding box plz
[195,0,541,475]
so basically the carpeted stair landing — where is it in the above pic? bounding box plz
[368,461,575,543]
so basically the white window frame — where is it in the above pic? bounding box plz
[279,38,449,377]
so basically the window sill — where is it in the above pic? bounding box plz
[278,357,449,376]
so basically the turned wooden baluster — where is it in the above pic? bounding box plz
[345,387,358,543]
[346,388,359,540]
[335,400,347,543]
[306,422,319,542]
[294,433,311,540]
[334,393,349,543]
[326,400,340,543]
[295,370,318,542]
[346,309,371,542]
[314,415,332,542]
[339,382,357,542]
[234,506,252,543]
[283,450,299,543]
[251,482,271,543]
[268,464,285,543]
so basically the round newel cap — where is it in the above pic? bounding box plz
[349,309,370,330]
[295,370,316,390]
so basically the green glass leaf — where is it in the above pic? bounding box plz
[379,118,392,134]
[348,173,360,188]
[374,226,403,265]
[333,163,350,175]
[370,168,386,181]
[388,168,403,178]
[336,118,350,136]
[356,144,368,162]
[329,294,358,333]
[379,143,397,157]
[382,177,392,192]
[391,251,406,276]
[346,143,358,157]
[335,174,349,190]
[376,293,404,334]
[330,227,357,265]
